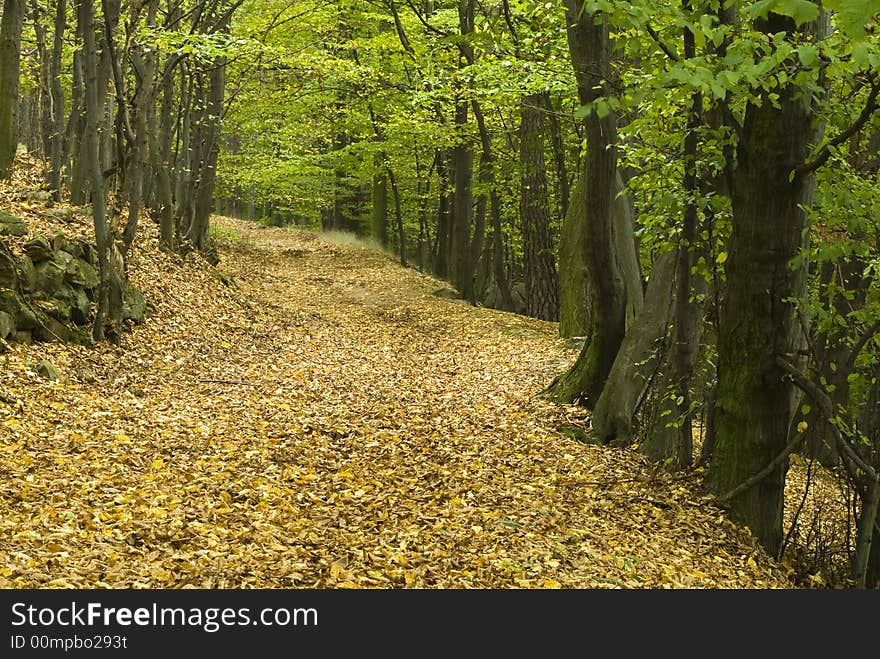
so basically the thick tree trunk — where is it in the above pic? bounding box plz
[642,19,704,470]
[589,250,677,445]
[709,17,817,556]
[557,172,589,338]
[0,0,24,178]
[547,3,628,405]
[520,93,559,321]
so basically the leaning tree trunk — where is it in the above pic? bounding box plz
[588,249,677,445]
[0,0,24,178]
[546,3,628,406]
[709,13,818,556]
[520,93,559,322]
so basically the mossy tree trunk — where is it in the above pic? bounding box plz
[709,13,818,556]
[589,249,677,445]
[547,2,630,406]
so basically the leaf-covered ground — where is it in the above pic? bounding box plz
[0,197,800,588]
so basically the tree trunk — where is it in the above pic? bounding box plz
[189,43,226,255]
[371,156,389,247]
[48,0,66,200]
[450,98,474,299]
[0,0,24,178]
[434,149,452,278]
[543,92,570,224]
[709,14,818,556]
[520,93,559,321]
[642,14,704,470]
[546,3,627,406]
[588,250,677,445]
[77,0,113,341]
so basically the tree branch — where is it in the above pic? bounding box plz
[646,24,680,62]
[795,76,880,178]
[776,357,878,484]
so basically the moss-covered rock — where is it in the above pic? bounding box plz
[55,285,91,325]
[0,310,13,338]
[43,296,71,322]
[34,260,65,295]
[78,239,98,267]
[0,211,27,237]
[0,251,17,289]
[16,255,36,292]
[35,318,70,343]
[66,257,100,289]
[24,234,53,262]
[36,359,61,380]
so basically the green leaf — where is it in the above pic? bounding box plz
[749,0,821,26]
[797,44,819,67]
[835,0,880,40]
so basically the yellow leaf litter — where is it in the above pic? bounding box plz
[0,202,795,588]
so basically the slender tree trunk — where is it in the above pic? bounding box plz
[709,14,818,556]
[371,155,389,247]
[544,92,570,223]
[0,0,24,178]
[434,149,452,278]
[33,7,52,162]
[642,10,704,469]
[77,0,112,341]
[48,0,67,200]
[189,40,226,255]
[387,164,406,266]
[68,49,89,204]
[520,93,559,321]
[122,0,158,254]
[451,98,474,299]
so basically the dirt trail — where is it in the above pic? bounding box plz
[0,217,793,588]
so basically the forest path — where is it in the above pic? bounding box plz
[0,216,792,588]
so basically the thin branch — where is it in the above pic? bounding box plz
[646,24,680,62]
[718,429,805,504]
[795,77,880,178]
[776,357,878,484]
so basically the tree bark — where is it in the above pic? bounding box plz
[709,13,818,556]
[0,0,24,178]
[547,2,629,405]
[48,0,67,200]
[520,93,559,321]
[77,0,114,341]
[589,249,677,445]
